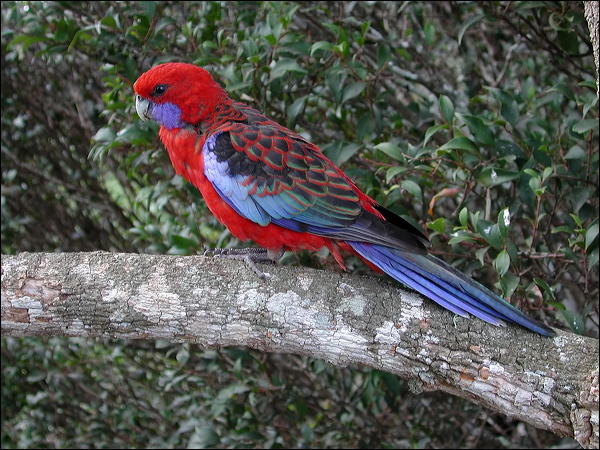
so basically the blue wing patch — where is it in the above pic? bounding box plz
[202,130,429,253]
[203,131,356,228]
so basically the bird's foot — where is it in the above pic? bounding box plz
[203,247,283,280]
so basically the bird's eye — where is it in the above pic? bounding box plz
[152,84,168,97]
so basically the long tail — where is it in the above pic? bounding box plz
[347,241,555,337]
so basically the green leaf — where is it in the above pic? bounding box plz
[541,166,553,181]
[561,246,581,265]
[437,137,478,152]
[322,141,361,166]
[528,176,545,196]
[232,358,243,381]
[476,218,504,250]
[523,168,538,178]
[26,370,48,383]
[586,222,599,251]
[448,231,476,245]
[572,119,599,134]
[459,207,468,228]
[579,80,598,90]
[552,225,575,235]
[550,82,576,102]
[170,234,199,250]
[469,211,481,231]
[360,20,371,35]
[8,34,47,51]
[326,71,345,104]
[225,80,253,92]
[423,23,436,46]
[500,96,519,128]
[341,82,366,104]
[92,127,117,142]
[581,92,598,118]
[68,28,93,51]
[240,39,259,58]
[310,40,334,56]
[494,250,511,277]
[427,218,446,234]
[377,44,391,68]
[497,208,510,240]
[188,427,221,448]
[140,1,156,19]
[458,13,485,46]
[286,96,307,126]
[401,179,422,200]
[380,371,401,396]
[557,30,578,54]
[456,113,495,147]
[54,21,72,43]
[156,17,176,33]
[476,168,520,187]
[569,213,584,228]
[337,143,361,166]
[385,166,409,183]
[475,246,489,266]
[423,124,448,147]
[269,58,307,80]
[439,95,455,124]
[495,139,526,160]
[534,277,556,302]
[374,142,404,161]
[175,345,190,365]
[334,41,349,58]
[497,273,519,298]
[349,60,368,79]
[506,239,519,265]
[561,310,586,335]
[301,422,315,443]
[588,247,599,269]
[356,113,376,140]
[116,124,155,145]
[564,145,587,160]
[548,12,572,31]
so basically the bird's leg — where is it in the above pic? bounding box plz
[203,247,283,280]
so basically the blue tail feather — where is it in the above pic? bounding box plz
[348,241,555,337]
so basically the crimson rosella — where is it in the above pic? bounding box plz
[133,62,555,337]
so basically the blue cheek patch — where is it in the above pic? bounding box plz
[152,102,185,129]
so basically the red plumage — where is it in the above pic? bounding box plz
[133,63,410,268]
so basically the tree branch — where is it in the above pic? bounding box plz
[1,252,598,448]
[584,1,600,98]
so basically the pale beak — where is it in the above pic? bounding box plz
[135,95,152,121]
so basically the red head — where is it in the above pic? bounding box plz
[133,62,228,128]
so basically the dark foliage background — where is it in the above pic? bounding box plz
[1,1,597,448]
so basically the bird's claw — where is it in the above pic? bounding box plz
[204,248,228,258]
[203,247,272,280]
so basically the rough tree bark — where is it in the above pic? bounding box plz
[1,252,598,448]
[584,1,599,98]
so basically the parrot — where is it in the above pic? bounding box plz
[133,62,556,337]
